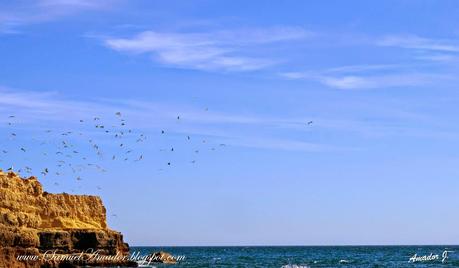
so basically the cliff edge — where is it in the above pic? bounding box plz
[0,170,136,267]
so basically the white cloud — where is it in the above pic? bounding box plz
[225,136,349,152]
[0,86,339,153]
[2,85,457,153]
[38,0,109,9]
[377,35,459,52]
[415,53,459,63]
[104,28,309,71]
[0,0,116,33]
[317,74,438,90]
[280,62,453,90]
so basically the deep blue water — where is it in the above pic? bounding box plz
[126,246,459,267]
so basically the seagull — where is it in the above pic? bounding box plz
[42,168,49,175]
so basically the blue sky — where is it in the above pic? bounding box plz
[1,0,459,246]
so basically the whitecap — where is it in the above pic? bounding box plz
[281,265,310,268]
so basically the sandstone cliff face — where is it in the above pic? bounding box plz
[0,170,134,268]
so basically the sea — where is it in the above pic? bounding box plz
[126,246,459,267]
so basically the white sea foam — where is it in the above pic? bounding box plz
[281,265,310,268]
[137,263,157,268]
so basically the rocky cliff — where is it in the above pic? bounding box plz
[0,170,136,267]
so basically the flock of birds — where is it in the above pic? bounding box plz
[0,111,314,219]
[1,112,144,189]
[1,111,314,194]
[0,109,257,192]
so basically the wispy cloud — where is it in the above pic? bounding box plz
[2,85,457,153]
[415,53,459,63]
[316,73,440,90]
[376,34,459,52]
[374,34,459,66]
[0,86,341,153]
[280,33,459,89]
[0,0,116,33]
[280,62,454,90]
[38,0,110,9]
[103,27,309,71]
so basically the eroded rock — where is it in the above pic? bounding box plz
[0,170,136,267]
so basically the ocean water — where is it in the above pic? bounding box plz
[127,246,459,267]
